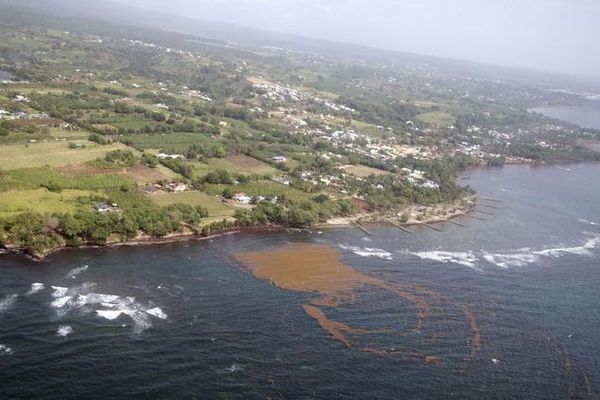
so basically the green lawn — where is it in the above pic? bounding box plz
[0,141,133,170]
[204,180,312,202]
[0,189,100,218]
[189,154,278,178]
[342,164,390,178]
[150,191,234,218]
[415,111,456,127]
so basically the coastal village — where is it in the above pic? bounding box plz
[0,16,598,258]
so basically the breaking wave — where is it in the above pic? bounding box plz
[67,265,89,279]
[0,294,18,314]
[481,251,538,268]
[533,236,600,257]
[56,325,73,337]
[407,234,600,269]
[26,283,45,296]
[410,251,479,270]
[339,244,393,260]
[579,219,598,226]
[0,344,13,355]
[49,283,166,333]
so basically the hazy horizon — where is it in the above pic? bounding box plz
[112,0,600,78]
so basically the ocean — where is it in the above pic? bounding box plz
[531,106,600,130]
[1,164,599,399]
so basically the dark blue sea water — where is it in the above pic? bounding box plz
[1,164,599,399]
[531,106,600,130]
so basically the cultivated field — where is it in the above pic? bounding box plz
[342,164,390,178]
[415,111,456,127]
[191,154,277,177]
[204,179,313,202]
[0,141,133,170]
[149,190,234,218]
[0,188,98,218]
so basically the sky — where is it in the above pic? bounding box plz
[116,0,600,77]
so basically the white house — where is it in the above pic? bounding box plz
[156,153,184,160]
[233,192,252,204]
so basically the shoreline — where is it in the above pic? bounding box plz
[1,199,477,262]
[1,226,287,263]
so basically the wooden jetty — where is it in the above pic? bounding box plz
[423,223,442,232]
[446,219,467,227]
[475,196,503,203]
[387,220,414,234]
[472,209,493,215]
[464,213,486,221]
[353,221,372,236]
[477,203,501,209]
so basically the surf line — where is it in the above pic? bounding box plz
[235,243,481,365]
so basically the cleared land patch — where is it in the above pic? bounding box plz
[341,164,390,178]
[150,190,234,218]
[204,180,312,202]
[415,111,455,127]
[0,189,99,218]
[58,163,174,184]
[190,154,277,177]
[0,141,133,170]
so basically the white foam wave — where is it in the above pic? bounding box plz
[49,283,165,333]
[0,294,18,313]
[51,286,68,298]
[96,310,125,320]
[339,244,393,260]
[146,307,167,320]
[56,325,73,337]
[67,265,88,279]
[26,283,45,296]
[579,219,599,226]
[410,251,479,269]
[407,234,599,270]
[0,344,13,355]
[533,236,600,257]
[481,252,538,268]
[51,296,73,308]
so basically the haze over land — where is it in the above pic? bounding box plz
[114,0,600,78]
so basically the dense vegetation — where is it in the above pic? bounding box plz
[0,6,598,257]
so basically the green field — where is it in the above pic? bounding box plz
[342,164,390,178]
[204,179,312,202]
[0,166,132,192]
[150,191,234,218]
[415,111,456,127]
[189,154,277,177]
[0,141,134,170]
[0,189,99,218]
[121,132,205,153]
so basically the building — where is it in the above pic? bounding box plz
[94,203,111,213]
[232,192,252,204]
[167,183,187,192]
[156,153,184,160]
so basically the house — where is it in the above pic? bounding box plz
[273,177,290,186]
[232,192,252,204]
[271,155,287,163]
[156,153,184,160]
[143,184,163,194]
[94,203,111,213]
[14,95,29,103]
[167,183,187,192]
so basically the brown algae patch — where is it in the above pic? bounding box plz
[236,243,481,363]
